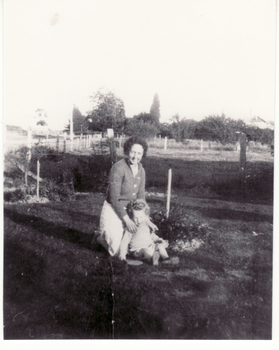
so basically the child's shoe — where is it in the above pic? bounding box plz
[162,257,180,265]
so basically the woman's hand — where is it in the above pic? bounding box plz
[123,215,137,233]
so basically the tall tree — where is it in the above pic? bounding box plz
[86,89,126,132]
[150,93,160,126]
[64,106,88,133]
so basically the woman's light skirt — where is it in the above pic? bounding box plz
[99,200,125,256]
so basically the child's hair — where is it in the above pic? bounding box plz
[126,199,150,219]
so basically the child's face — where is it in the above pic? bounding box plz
[132,209,146,227]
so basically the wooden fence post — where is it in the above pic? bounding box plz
[27,128,32,157]
[63,133,67,152]
[56,135,59,152]
[164,137,167,150]
[239,132,247,187]
[201,139,203,152]
[166,169,172,218]
[107,129,116,164]
[37,160,40,199]
[25,128,32,186]
[70,111,73,152]
[109,138,117,164]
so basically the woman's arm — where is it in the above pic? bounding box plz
[108,162,137,233]
[122,215,137,233]
[108,163,127,219]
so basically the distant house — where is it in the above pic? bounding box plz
[248,116,274,130]
[6,125,23,133]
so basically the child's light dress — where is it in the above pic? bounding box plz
[119,223,161,258]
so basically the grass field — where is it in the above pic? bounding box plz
[4,195,273,339]
[3,141,274,339]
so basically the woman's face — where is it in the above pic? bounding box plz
[128,144,144,165]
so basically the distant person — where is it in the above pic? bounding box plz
[95,136,157,256]
[118,199,171,265]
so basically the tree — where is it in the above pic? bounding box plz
[64,106,88,134]
[180,119,198,140]
[194,115,271,145]
[150,93,160,126]
[169,115,197,142]
[134,112,155,125]
[170,114,183,142]
[124,110,160,138]
[37,120,47,126]
[124,119,158,139]
[35,108,48,127]
[85,89,126,132]
[194,115,235,144]
[159,122,173,138]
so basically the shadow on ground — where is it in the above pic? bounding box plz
[3,200,272,340]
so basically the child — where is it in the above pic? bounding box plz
[118,199,170,265]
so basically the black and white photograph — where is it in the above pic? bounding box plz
[2,0,277,345]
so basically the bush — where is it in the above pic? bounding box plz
[150,204,209,243]
[29,151,111,193]
[4,189,26,202]
[42,180,75,201]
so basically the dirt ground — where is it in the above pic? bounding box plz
[3,189,273,339]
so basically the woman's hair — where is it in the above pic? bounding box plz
[123,136,148,158]
[126,199,150,219]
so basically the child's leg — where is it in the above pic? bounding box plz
[137,248,153,263]
[152,251,160,266]
[157,243,169,260]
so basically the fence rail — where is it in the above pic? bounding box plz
[4,132,271,155]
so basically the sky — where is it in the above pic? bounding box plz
[3,0,277,130]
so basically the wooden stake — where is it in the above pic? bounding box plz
[70,111,73,152]
[37,160,40,199]
[56,135,59,152]
[166,168,172,218]
[25,128,32,186]
[164,137,167,150]
[239,132,247,187]
[63,132,67,152]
